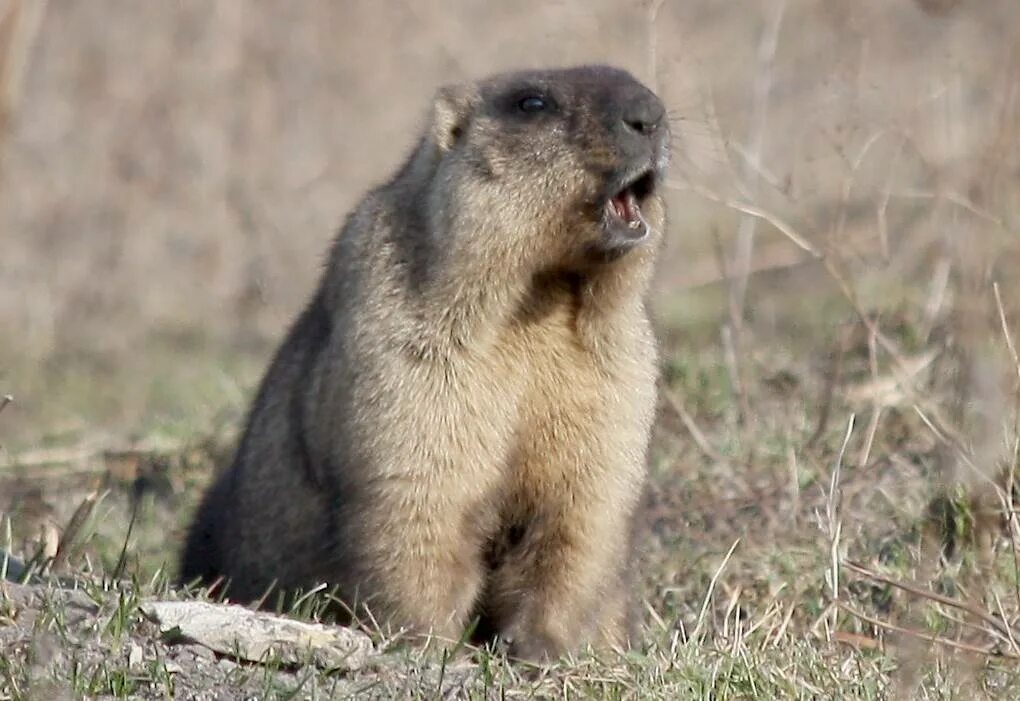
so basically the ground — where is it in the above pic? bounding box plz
[4,290,1020,699]
[3,1,1020,699]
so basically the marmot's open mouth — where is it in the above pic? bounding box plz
[603,169,656,242]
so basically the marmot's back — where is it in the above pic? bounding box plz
[180,65,669,662]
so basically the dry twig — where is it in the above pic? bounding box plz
[838,602,1018,660]
[844,560,1020,655]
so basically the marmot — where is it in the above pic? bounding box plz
[180,64,670,661]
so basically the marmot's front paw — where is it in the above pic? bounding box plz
[499,618,564,664]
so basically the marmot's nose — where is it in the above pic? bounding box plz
[621,93,665,136]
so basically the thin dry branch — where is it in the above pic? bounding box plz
[993,282,1020,384]
[691,538,740,644]
[844,560,1020,654]
[0,0,47,149]
[662,389,726,463]
[644,0,665,93]
[823,416,854,637]
[668,180,822,258]
[730,0,786,317]
[822,257,970,454]
[838,602,1019,660]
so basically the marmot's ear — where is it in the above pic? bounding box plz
[431,83,475,152]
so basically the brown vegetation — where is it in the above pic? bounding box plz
[2,0,1020,697]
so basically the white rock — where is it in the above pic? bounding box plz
[127,641,144,668]
[143,600,373,672]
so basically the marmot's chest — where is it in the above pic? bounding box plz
[495,287,649,395]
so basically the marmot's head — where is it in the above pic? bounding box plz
[424,65,670,270]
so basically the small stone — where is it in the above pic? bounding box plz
[128,641,144,668]
[143,600,375,672]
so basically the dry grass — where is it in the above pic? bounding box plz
[3,1,1020,699]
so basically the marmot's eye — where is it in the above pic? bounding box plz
[518,96,548,113]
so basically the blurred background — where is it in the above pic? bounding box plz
[2,0,1020,664]
[2,0,1016,447]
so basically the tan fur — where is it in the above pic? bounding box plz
[180,65,669,661]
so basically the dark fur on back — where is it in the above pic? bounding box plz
[180,291,334,600]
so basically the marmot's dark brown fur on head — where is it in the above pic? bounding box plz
[180,64,670,662]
